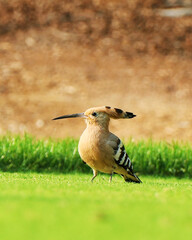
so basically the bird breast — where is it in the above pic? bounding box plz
[78,126,114,172]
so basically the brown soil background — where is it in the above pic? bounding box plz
[0,0,192,141]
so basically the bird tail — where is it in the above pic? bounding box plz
[123,172,142,183]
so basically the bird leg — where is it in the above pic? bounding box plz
[109,173,113,183]
[91,169,98,182]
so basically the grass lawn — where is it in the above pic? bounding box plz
[1,135,192,177]
[0,173,192,240]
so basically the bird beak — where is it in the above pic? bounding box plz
[52,112,85,120]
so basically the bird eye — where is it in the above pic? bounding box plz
[92,112,97,117]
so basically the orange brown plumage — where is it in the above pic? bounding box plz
[53,106,141,183]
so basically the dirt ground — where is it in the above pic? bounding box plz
[0,0,192,141]
[0,28,191,142]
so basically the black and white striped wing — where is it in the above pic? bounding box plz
[113,138,133,172]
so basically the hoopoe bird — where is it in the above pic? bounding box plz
[53,106,141,183]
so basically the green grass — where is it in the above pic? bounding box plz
[0,135,191,239]
[0,172,192,240]
[0,134,192,177]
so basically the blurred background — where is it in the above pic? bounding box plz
[0,0,192,141]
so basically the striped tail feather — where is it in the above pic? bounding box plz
[124,172,142,183]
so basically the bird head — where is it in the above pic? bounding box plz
[53,106,136,128]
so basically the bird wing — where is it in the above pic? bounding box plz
[107,133,141,183]
[107,133,134,172]
[108,133,140,174]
